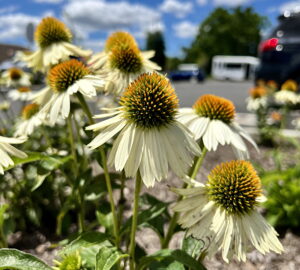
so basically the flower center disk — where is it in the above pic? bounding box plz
[109,44,142,74]
[22,103,39,120]
[47,59,90,93]
[9,68,22,80]
[250,86,266,99]
[120,73,179,129]
[35,17,72,49]
[207,160,262,215]
[18,87,31,93]
[193,94,235,123]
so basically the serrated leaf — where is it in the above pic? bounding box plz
[0,249,51,270]
[96,246,128,270]
[137,249,207,270]
[182,236,204,258]
[60,232,111,256]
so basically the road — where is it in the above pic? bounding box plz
[172,79,254,113]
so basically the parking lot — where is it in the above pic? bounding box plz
[172,79,254,113]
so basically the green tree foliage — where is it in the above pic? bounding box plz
[183,7,268,71]
[146,31,166,70]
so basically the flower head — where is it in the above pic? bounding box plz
[22,103,40,120]
[173,160,283,263]
[249,86,267,99]
[281,80,298,92]
[9,68,22,80]
[47,59,90,93]
[1,68,31,88]
[266,80,278,91]
[35,17,72,49]
[19,17,91,72]
[207,161,262,215]
[120,73,178,129]
[87,72,200,187]
[178,94,258,158]
[246,87,268,111]
[53,252,81,270]
[193,94,235,124]
[38,59,104,124]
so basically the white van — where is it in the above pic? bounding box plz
[212,55,259,81]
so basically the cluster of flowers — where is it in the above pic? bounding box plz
[0,16,283,264]
[246,79,300,127]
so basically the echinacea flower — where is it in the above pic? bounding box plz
[246,86,267,111]
[177,94,258,159]
[89,31,138,70]
[281,79,298,92]
[274,79,299,105]
[86,73,200,187]
[0,136,27,174]
[0,101,10,111]
[173,160,283,263]
[8,86,33,101]
[1,67,31,87]
[38,59,104,124]
[14,103,44,136]
[89,31,161,96]
[53,251,82,270]
[19,17,92,71]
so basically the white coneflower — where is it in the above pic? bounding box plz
[274,80,299,105]
[89,32,161,96]
[89,31,138,70]
[14,103,44,136]
[0,136,27,174]
[38,59,104,125]
[1,67,31,87]
[86,73,200,187]
[246,86,268,112]
[177,94,258,159]
[19,17,92,72]
[173,160,283,263]
[8,86,33,101]
[0,101,10,111]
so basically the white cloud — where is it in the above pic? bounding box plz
[62,0,164,41]
[278,1,300,14]
[213,0,250,6]
[173,21,198,39]
[33,0,64,3]
[160,0,193,18]
[197,0,207,6]
[0,13,40,42]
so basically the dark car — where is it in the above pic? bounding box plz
[256,11,300,86]
[168,69,205,82]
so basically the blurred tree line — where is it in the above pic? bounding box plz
[146,6,268,73]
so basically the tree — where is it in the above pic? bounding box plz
[183,7,268,72]
[146,31,166,70]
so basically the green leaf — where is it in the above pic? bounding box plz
[96,246,128,270]
[182,236,204,259]
[0,249,51,270]
[96,211,113,234]
[31,172,50,191]
[137,249,207,270]
[121,203,167,236]
[60,232,111,256]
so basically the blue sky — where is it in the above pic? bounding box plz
[0,0,297,57]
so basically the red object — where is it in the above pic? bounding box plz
[259,38,279,52]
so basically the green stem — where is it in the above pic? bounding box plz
[129,171,142,270]
[162,147,208,248]
[100,148,120,247]
[118,171,126,230]
[76,92,94,125]
[67,115,78,174]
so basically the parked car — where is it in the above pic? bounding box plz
[256,10,300,86]
[168,64,205,82]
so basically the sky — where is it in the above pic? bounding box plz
[0,0,298,57]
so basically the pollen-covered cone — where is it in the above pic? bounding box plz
[177,94,258,159]
[39,59,104,125]
[246,86,267,111]
[19,17,92,72]
[0,136,27,174]
[15,103,44,136]
[89,32,161,96]
[86,73,200,187]
[1,68,31,88]
[172,160,283,263]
